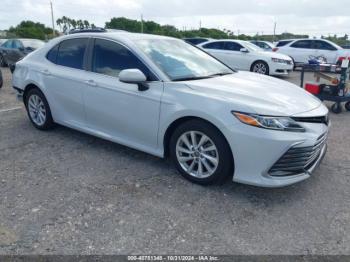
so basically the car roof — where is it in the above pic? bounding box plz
[58,32,175,42]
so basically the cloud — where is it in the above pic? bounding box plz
[0,0,349,37]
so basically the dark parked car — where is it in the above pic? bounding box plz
[183,37,211,45]
[0,69,3,88]
[0,39,7,46]
[0,39,45,67]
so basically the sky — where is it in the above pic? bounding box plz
[1,0,349,37]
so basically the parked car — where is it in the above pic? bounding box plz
[250,40,275,51]
[198,39,293,75]
[183,37,210,45]
[275,39,295,48]
[0,39,45,67]
[274,39,348,65]
[341,44,350,49]
[12,32,329,188]
[0,69,2,88]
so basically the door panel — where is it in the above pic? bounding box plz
[83,38,162,150]
[42,65,89,127]
[84,75,163,149]
[289,40,315,63]
[42,38,89,127]
[313,40,338,64]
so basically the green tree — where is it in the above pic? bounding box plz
[8,20,56,40]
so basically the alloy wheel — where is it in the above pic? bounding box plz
[253,62,267,74]
[176,131,219,178]
[28,94,47,126]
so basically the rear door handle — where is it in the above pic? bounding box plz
[41,69,51,76]
[85,79,97,87]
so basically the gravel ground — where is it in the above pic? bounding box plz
[0,67,349,255]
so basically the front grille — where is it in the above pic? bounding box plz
[269,133,327,177]
[291,115,329,126]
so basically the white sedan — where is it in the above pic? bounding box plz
[198,39,294,76]
[274,38,349,66]
[12,32,329,187]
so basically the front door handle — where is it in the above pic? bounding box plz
[85,79,97,87]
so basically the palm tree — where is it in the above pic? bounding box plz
[71,19,77,29]
[56,18,63,32]
[77,20,84,29]
[83,20,90,29]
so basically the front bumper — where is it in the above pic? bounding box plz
[221,116,329,188]
[270,62,294,76]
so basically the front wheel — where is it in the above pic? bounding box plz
[331,103,342,114]
[169,120,233,185]
[25,88,55,130]
[251,61,269,75]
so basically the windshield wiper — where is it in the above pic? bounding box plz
[172,76,214,82]
[207,72,233,77]
[172,72,233,82]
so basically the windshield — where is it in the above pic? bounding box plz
[244,42,263,52]
[135,39,233,81]
[21,39,45,49]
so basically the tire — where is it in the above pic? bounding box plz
[345,101,350,112]
[0,54,6,67]
[331,103,342,114]
[25,88,55,130]
[251,61,269,75]
[169,119,233,185]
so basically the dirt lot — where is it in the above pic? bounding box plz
[0,67,350,255]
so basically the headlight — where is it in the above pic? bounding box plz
[232,112,305,132]
[271,58,289,64]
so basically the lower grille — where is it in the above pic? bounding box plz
[269,133,327,177]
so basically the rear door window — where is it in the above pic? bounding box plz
[291,40,312,49]
[276,40,293,47]
[202,42,225,50]
[56,38,88,70]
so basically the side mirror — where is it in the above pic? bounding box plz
[119,69,149,91]
[240,48,249,53]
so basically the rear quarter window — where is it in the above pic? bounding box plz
[46,44,59,63]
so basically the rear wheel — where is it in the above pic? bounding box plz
[170,119,233,185]
[251,61,269,75]
[25,88,55,130]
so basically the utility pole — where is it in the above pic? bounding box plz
[50,1,55,37]
[273,21,277,43]
[141,14,144,33]
[199,20,202,30]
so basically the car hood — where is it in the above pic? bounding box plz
[184,71,322,116]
